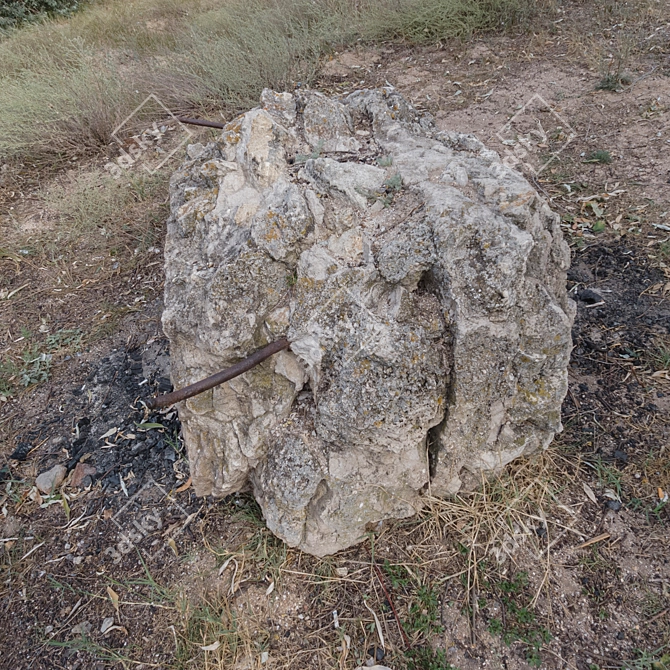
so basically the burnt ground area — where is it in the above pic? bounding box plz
[1,3,670,668]
[0,306,202,669]
[551,241,670,668]
[567,241,670,470]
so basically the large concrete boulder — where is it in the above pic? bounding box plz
[162,88,575,556]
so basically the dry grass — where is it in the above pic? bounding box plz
[3,165,169,284]
[0,0,537,163]
[145,449,584,670]
[426,450,582,610]
[0,0,539,382]
[356,0,533,43]
[561,0,665,77]
[44,167,165,235]
[0,165,169,396]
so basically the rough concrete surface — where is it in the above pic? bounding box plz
[162,88,574,556]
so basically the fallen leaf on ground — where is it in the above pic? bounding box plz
[175,477,192,493]
[71,621,91,636]
[100,617,115,634]
[107,586,120,615]
[99,427,118,440]
[583,482,598,504]
[363,600,385,651]
[136,422,164,431]
[218,556,235,576]
[20,541,44,561]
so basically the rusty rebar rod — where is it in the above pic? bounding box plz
[147,338,290,410]
[177,116,226,130]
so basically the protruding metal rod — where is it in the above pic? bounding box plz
[147,338,290,410]
[177,116,226,130]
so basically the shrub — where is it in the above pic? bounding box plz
[0,0,85,31]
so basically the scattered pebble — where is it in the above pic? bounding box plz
[367,646,385,662]
[70,462,97,488]
[35,464,67,494]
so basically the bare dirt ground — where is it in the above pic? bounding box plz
[1,2,669,669]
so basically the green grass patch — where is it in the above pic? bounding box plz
[383,559,412,589]
[481,571,552,667]
[652,343,670,370]
[590,457,623,500]
[584,150,612,164]
[405,646,457,670]
[407,584,444,637]
[596,71,633,92]
[622,648,670,670]
[0,327,83,396]
[46,636,137,665]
